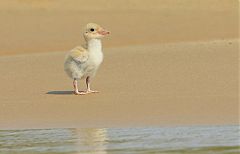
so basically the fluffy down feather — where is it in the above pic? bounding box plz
[64,45,89,79]
[69,46,88,63]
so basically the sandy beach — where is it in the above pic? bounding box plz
[0,40,238,129]
[0,0,238,56]
[0,0,239,129]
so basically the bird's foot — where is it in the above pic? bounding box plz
[74,91,88,95]
[74,90,99,95]
[86,90,99,94]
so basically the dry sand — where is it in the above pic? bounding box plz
[0,0,239,129]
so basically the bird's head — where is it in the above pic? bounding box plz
[83,23,110,40]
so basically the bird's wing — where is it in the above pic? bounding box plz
[69,46,88,63]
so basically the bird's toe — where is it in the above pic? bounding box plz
[87,90,99,94]
[74,91,87,95]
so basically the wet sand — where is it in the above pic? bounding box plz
[0,40,238,129]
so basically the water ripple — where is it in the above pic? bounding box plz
[0,125,239,154]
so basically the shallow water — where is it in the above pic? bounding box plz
[0,125,239,154]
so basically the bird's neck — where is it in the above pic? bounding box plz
[87,39,102,53]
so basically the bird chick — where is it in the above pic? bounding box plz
[64,23,110,95]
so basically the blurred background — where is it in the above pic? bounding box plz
[0,0,238,55]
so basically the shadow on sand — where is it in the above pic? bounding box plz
[46,91,73,95]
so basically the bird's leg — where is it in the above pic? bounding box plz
[86,76,99,93]
[73,78,87,95]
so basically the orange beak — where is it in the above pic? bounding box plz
[97,29,110,36]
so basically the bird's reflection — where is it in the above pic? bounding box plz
[72,128,108,154]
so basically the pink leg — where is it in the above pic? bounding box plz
[86,76,99,94]
[73,79,87,95]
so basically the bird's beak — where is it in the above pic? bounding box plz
[97,29,110,36]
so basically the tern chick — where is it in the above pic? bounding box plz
[64,23,110,95]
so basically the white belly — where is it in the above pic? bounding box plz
[64,39,104,80]
[82,50,103,78]
[89,49,103,67]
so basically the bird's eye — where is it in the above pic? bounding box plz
[90,28,95,32]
